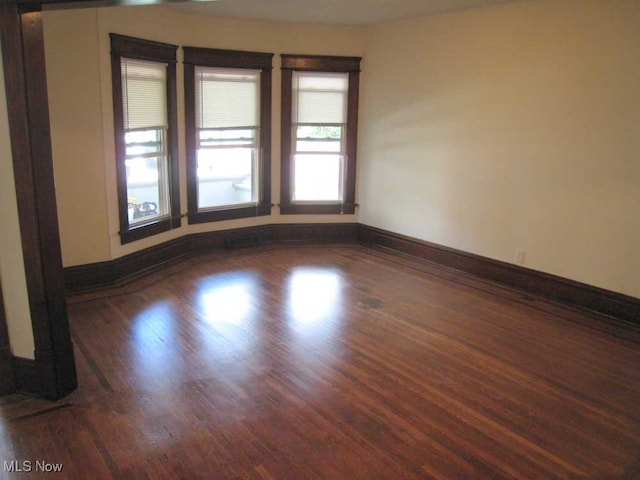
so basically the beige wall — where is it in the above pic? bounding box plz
[0,41,36,359]
[43,6,365,265]
[43,0,639,299]
[358,0,640,298]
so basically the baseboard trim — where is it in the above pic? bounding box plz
[12,357,38,395]
[64,222,638,324]
[358,224,640,324]
[65,223,358,293]
[0,346,15,396]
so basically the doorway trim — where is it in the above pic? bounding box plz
[0,1,76,400]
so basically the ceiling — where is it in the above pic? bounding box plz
[168,0,524,26]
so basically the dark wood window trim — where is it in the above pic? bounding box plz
[183,47,273,225]
[110,33,181,244]
[280,54,361,215]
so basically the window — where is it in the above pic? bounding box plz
[184,47,273,224]
[280,54,361,215]
[110,34,180,244]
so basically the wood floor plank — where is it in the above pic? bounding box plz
[1,245,638,479]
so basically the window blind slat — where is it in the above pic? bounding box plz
[293,72,348,124]
[122,58,167,130]
[196,67,260,129]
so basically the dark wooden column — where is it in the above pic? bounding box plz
[0,278,14,396]
[0,2,77,400]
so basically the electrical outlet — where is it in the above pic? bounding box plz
[515,249,525,265]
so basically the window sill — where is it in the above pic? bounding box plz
[279,203,356,215]
[188,203,271,224]
[120,216,180,244]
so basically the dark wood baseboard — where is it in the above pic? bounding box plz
[0,346,15,396]
[0,279,14,396]
[64,223,358,294]
[64,222,638,324]
[12,357,38,395]
[358,224,640,325]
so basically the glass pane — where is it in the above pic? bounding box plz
[125,155,168,224]
[197,147,256,209]
[125,130,163,156]
[293,154,342,202]
[296,126,342,153]
[199,129,256,148]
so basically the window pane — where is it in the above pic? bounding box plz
[293,154,342,202]
[296,126,342,153]
[199,129,256,148]
[197,147,256,209]
[125,155,169,224]
[125,130,163,156]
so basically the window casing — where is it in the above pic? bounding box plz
[110,34,180,244]
[184,47,273,224]
[280,54,361,215]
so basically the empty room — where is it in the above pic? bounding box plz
[0,0,639,478]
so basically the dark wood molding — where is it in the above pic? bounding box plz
[0,279,15,396]
[279,54,360,215]
[187,205,271,225]
[260,61,273,218]
[166,56,181,230]
[1,4,77,400]
[22,0,194,12]
[271,223,358,244]
[281,54,362,72]
[344,70,359,211]
[183,46,273,69]
[358,224,640,324]
[279,203,355,215]
[12,357,38,395]
[183,46,273,225]
[110,33,178,63]
[64,223,358,293]
[184,55,198,220]
[279,68,293,211]
[0,345,14,396]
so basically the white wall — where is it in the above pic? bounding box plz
[43,6,365,266]
[0,40,36,359]
[358,0,640,298]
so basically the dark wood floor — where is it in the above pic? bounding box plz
[1,245,639,479]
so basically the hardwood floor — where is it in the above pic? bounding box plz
[1,245,639,479]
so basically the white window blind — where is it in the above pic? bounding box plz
[121,58,167,130]
[293,72,348,124]
[196,67,260,129]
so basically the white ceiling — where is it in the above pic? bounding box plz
[168,0,524,26]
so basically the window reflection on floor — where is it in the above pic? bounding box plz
[287,267,343,332]
[200,278,253,326]
[131,300,179,383]
[196,272,259,358]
